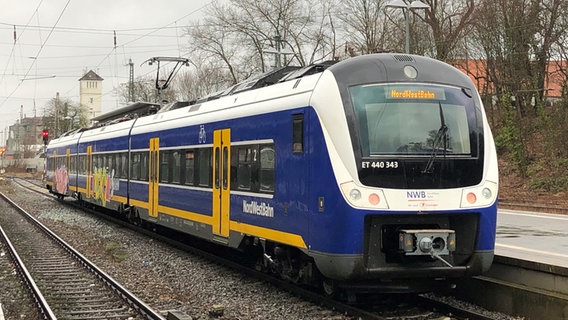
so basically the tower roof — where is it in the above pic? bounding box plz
[79,70,104,81]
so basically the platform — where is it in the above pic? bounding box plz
[495,208,568,268]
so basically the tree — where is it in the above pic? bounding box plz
[42,96,89,137]
[338,0,390,55]
[117,75,178,105]
[420,0,476,60]
[184,0,339,90]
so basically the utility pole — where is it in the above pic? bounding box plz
[128,58,134,102]
[55,92,59,137]
[263,33,295,70]
[274,34,282,69]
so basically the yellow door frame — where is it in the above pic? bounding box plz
[212,129,231,237]
[148,137,160,218]
[52,150,57,185]
[86,146,92,198]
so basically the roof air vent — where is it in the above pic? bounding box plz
[393,54,415,62]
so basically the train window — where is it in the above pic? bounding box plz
[184,150,195,185]
[121,153,128,178]
[131,153,140,180]
[79,155,84,175]
[350,84,473,156]
[230,148,238,190]
[222,147,229,190]
[292,114,304,154]
[259,145,275,192]
[237,147,253,190]
[214,147,220,189]
[197,148,212,187]
[93,155,99,170]
[172,151,181,184]
[140,153,148,181]
[70,155,76,174]
[160,151,170,183]
[113,154,121,178]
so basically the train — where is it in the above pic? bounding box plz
[45,53,499,294]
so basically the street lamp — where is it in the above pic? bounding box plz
[385,0,430,54]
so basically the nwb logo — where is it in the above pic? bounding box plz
[407,191,427,199]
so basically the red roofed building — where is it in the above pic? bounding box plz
[452,59,567,104]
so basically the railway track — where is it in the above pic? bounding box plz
[0,188,165,320]
[11,177,504,320]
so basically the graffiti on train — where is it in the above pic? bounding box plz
[91,166,119,206]
[55,165,69,194]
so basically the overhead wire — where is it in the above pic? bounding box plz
[0,0,72,109]
[1,1,214,115]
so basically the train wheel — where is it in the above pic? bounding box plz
[128,208,142,226]
[322,278,337,297]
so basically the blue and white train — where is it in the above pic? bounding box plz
[46,53,498,293]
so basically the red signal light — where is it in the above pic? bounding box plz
[42,129,49,145]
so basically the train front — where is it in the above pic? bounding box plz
[308,54,498,292]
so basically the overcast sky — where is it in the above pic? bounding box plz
[0,0,213,137]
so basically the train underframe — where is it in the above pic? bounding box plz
[53,189,490,296]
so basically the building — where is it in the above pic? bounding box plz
[452,59,567,105]
[5,116,44,160]
[79,70,104,122]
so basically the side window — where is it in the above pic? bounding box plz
[184,150,195,185]
[81,155,86,175]
[97,154,101,169]
[131,153,140,180]
[140,152,148,181]
[237,147,253,190]
[70,155,76,174]
[160,151,170,183]
[121,153,128,178]
[107,154,112,170]
[292,114,304,154]
[172,151,181,184]
[259,145,275,192]
[197,148,212,187]
[113,154,120,178]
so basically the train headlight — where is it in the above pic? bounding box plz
[340,181,389,209]
[460,181,498,208]
[482,187,492,199]
[349,189,362,201]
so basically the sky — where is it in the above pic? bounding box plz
[0,0,213,138]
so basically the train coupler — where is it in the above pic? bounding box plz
[398,229,455,256]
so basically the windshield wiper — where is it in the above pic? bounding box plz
[422,102,448,174]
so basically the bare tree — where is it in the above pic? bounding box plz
[42,97,89,136]
[118,75,178,105]
[175,59,235,101]
[338,0,390,55]
[184,0,339,90]
[419,0,476,60]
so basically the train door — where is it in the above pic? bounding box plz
[65,148,71,194]
[51,150,57,185]
[148,137,160,219]
[86,146,92,198]
[213,129,231,238]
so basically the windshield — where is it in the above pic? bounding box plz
[350,84,474,157]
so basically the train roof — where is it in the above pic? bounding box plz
[84,61,337,130]
[328,53,474,88]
